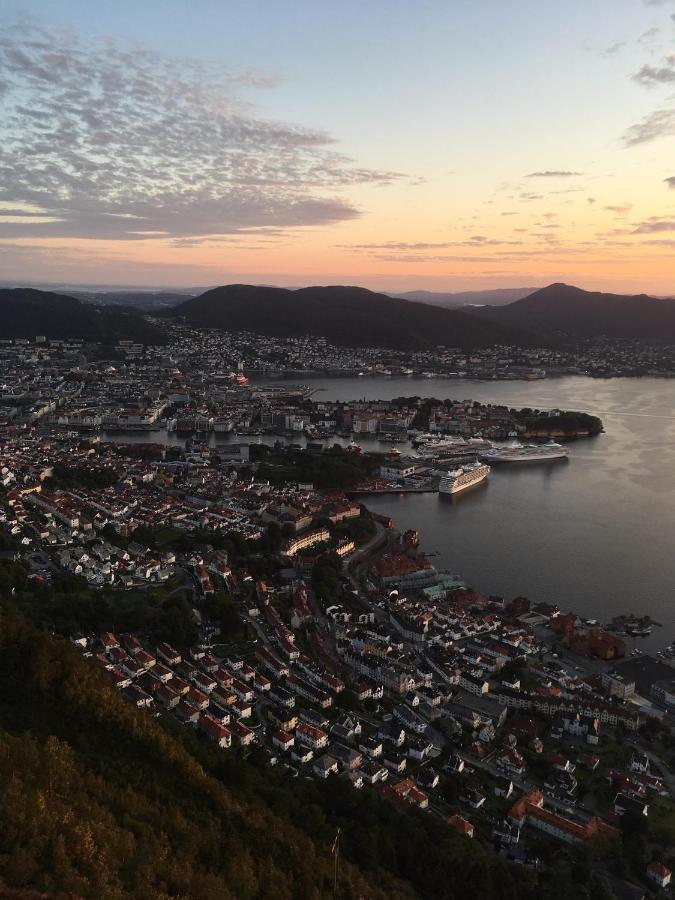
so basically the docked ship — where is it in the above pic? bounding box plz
[479,439,568,464]
[439,462,490,494]
[417,436,493,459]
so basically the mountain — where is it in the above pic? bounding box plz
[467,283,675,342]
[391,287,537,309]
[172,284,541,349]
[0,288,165,343]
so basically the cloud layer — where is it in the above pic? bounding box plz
[0,19,402,241]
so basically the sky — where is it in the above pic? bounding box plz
[1,1,675,293]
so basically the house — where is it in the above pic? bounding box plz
[614,793,649,818]
[192,671,217,694]
[358,760,388,785]
[358,736,383,759]
[296,722,328,750]
[495,747,525,777]
[156,642,181,666]
[448,814,474,839]
[231,700,251,719]
[331,743,363,771]
[493,818,520,846]
[175,699,200,725]
[417,767,439,790]
[230,719,255,747]
[187,687,209,711]
[123,685,153,708]
[291,746,313,765]
[378,722,406,747]
[155,683,180,709]
[460,789,486,810]
[495,777,514,799]
[345,771,364,790]
[646,862,672,889]
[333,714,362,741]
[199,714,232,748]
[101,632,120,652]
[630,753,650,774]
[407,737,434,761]
[445,754,465,775]
[313,755,339,779]
[208,703,231,725]
[268,706,298,732]
[386,777,429,809]
[383,751,407,774]
[272,731,294,752]
[562,711,600,745]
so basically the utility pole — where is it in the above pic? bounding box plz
[332,826,341,898]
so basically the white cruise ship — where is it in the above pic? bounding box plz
[417,436,493,458]
[479,439,569,464]
[438,462,490,494]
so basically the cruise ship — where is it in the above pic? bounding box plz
[479,439,569,464]
[438,462,490,494]
[416,436,493,459]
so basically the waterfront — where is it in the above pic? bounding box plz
[260,375,675,651]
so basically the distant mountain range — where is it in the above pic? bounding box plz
[171,283,540,349]
[390,287,537,309]
[4,281,675,348]
[0,288,166,343]
[466,283,675,342]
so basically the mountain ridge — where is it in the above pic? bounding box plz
[171,283,542,349]
[0,288,166,344]
[466,282,675,341]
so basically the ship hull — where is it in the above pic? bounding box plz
[439,465,490,494]
[480,451,568,464]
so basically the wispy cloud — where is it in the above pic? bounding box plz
[632,218,675,233]
[665,176,675,188]
[604,204,633,216]
[633,54,675,86]
[622,108,675,144]
[340,236,524,252]
[525,170,583,178]
[0,18,404,241]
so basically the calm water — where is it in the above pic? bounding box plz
[259,375,675,650]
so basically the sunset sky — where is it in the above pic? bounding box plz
[1,0,675,293]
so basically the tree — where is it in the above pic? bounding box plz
[588,872,617,900]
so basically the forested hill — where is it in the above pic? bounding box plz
[467,283,675,342]
[0,610,538,900]
[172,284,542,350]
[0,288,165,343]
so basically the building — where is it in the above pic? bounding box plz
[602,671,636,701]
[448,815,474,838]
[646,862,672,889]
[509,791,618,845]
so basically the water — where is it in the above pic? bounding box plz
[258,375,675,652]
[103,374,675,652]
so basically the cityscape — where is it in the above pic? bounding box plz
[2,2,675,899]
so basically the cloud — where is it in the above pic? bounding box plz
[525,170,583,178]
[638,26,660,44]
[632,218,675,233]
[340,236,524,252]
[622,108,675,144]
[604,204,633,216]
[0,18,404,241]
[633,55,675,86]
[665,176,675,188]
